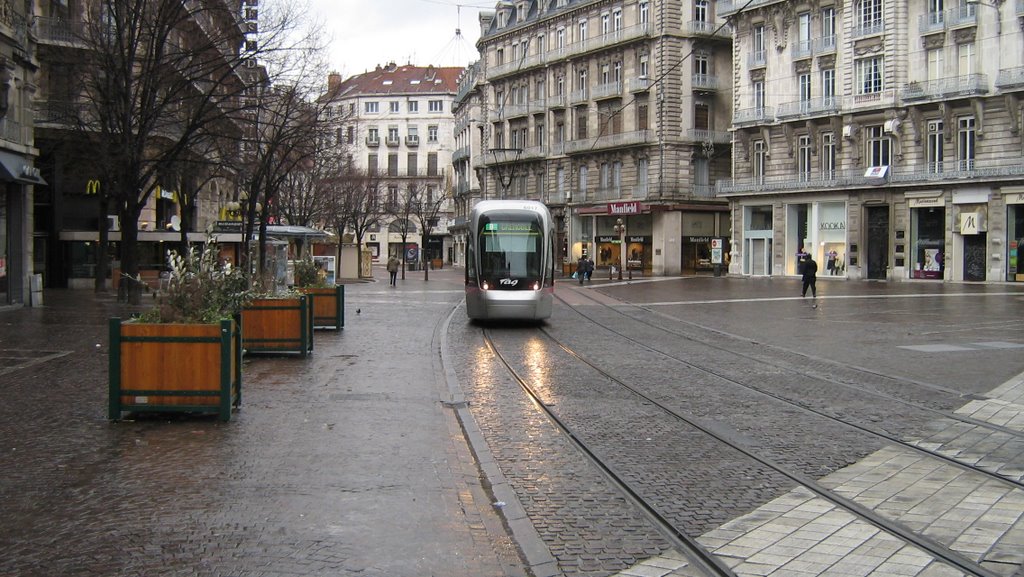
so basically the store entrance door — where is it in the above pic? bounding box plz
[963,233,986,281]
[866,206,889,280]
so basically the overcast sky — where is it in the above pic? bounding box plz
[306,0,488,79]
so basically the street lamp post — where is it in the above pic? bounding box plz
[613,218,626,281]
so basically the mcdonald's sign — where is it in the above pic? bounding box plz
[85,180,101,195]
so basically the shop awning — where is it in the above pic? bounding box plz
[0,151,46,185]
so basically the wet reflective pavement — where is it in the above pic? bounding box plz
[2,270,1023,577]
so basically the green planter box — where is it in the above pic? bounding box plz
[241,295,314,356]
[299,285,345,330]
[108,318,242,422]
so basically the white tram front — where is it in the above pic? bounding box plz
[464,200,556,320]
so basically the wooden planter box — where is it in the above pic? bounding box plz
[241,295,313,356]
[299,286,345,330]
[108,318,242,422]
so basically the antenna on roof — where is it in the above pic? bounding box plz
[432,3,476,67]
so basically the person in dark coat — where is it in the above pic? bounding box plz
[801,256,818,299]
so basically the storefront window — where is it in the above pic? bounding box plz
[1009,203,1024,282]
[786,204,810,275]
[911,207,945,279]
[818,202,847,276]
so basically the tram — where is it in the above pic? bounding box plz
[465,200,556,320]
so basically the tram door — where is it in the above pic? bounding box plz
[866,206,889,280]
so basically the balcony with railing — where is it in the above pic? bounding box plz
[852,20,885,38]
[385,136,400,147]
[733,106,773,125]
[919,10,945,34]
[684,129,732,144]
[519,145,547,161]
[812,35,836,54]
[748,50,767,68]
[776,96,840,119]
[684,20,733,39]
[692,74,722,91]
[717,157,1024,195]
[452,145,470,163]
[996,66,1024,90]
[365,136,380,147]
[719,0,781,16]
[548,94,567,109]
[946,3,977,28]
[34,16,87,46]
[34,100,89,129]
[498,103,530,118]
[901,74,989,102]
[592,81,623,100]
[592,186,624,201]
[569,88,589,104]
[0,118,24,145]
[405,135,420,147]
[486,24,651,81]
[563,129,653,154]
[792,39,812,60]
[627,77,652,92]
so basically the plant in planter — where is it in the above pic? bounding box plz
[109,240,253,422]
[292,257,345,331]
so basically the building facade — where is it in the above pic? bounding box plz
[466,0,733,276]
[323,64,462,265]
[721,0,1024,282]
[0,3,44,306]
[34,0,255,290]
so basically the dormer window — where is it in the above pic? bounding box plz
[516,2,526,21]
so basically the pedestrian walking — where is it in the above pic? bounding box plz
[583,255,594,282]
[386,254,400,286]
[576,255,588,285]
[801,255,818,303]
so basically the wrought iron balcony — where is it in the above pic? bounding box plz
[733,107,773,125]
[776,96,840,119]
[901,74,989,102]
[996,67,1024,90]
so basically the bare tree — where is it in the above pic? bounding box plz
[237,81,331,289]
[76,0,321,301]
[407,182,452,281]
[324,167,383,279]
[387,185,420,281]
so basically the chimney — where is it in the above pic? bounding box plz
[327,72,341,92]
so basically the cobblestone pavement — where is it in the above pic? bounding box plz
[3,271,1024,577]
[0,273,523,577]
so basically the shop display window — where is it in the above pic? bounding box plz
[911,207,945,279]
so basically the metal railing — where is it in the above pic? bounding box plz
[692,74,722,90]
[996,67,1024,88]
[734,106,773,125]
[901,74,988,101]
[776,96,840,119]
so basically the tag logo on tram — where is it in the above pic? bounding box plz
[499,278,519,286]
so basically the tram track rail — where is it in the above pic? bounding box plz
[560,289,1024,482]
[482,320,1010,577]
[468,284,1024,577]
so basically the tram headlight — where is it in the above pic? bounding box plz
[532,281,540,290]
[481,280,490,290]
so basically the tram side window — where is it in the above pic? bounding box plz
[466,244,476,282]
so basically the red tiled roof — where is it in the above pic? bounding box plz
[329,64,464,99]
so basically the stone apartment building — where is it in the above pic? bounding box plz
[720,0,1024,282]
[33,0,257,290]
[458,0,734,276]
[322,64,462,266]
[0,1,45,306]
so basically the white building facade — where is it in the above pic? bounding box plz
[323,64,462,265]
[722,0,1024,282]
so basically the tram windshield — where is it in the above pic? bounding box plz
[478,218,543,278]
